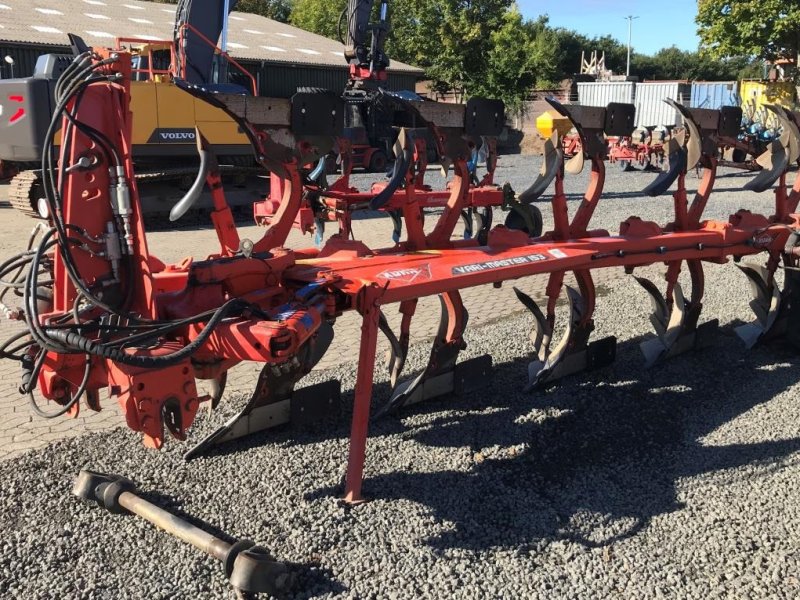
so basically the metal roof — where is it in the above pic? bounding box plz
[0,0,423,74]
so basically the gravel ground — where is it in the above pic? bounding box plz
[2,156,800,599]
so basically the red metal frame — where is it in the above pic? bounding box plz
[607,136,665,169]
[565,133,666,169]
[9,51,800,507]
[254,136,506,245]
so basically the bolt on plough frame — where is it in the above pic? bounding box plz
[2,49,800,513]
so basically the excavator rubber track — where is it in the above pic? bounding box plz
[7,165,261,222]
[8,170,43,219]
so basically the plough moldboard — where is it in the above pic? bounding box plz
[2,49,800,594]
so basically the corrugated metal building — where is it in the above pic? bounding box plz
[635,82,691,128]
[0,0,423,96]
[689,82,738,110]
[576,82,635,107]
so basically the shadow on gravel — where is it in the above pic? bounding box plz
[309,329,800,555]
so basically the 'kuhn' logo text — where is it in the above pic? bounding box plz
[147,128,197,143]
[377,264,431,284]
[753,234,776,247]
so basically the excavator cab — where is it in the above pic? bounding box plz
[123,40,174,83]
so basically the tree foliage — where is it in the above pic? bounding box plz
[470,12,559,113]
[697,0,800,64]
[289,0,347,41]
[634,47,760,81]
[421,0,513,100]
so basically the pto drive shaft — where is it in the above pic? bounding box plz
[73,469,292,597]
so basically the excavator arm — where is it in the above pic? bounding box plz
[173,0,239,85]
[344,0,390,82]
[174,0,390,87]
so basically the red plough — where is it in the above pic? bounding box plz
[3,48,800,593]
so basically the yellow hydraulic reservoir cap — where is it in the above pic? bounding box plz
[536,111,573,138]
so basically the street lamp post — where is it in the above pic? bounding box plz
[625,16,639,77]
[3,56,14,79]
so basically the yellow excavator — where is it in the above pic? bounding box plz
[0,2,260,219]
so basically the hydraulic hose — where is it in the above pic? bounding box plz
[44,299,247,368]
[370,141,414,210]
[170,132,212,222]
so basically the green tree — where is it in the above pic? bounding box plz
[473,9,537,113]
[697,0,800,66]
[631,52,659,80]
[289,0,347,40]
[525,16,561,88]
[635,46,764,81]
[419,0,513,100]
[471,12,559,113]
[551,28,590,77]
[385,0,440,69]
[239,0,292,22]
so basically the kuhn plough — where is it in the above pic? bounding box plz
[2,46,800,593]
[4,47,800,498]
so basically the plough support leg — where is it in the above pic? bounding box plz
[344,295,381,504]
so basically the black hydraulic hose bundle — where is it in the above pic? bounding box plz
[1,52,257,413]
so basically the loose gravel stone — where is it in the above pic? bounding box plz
[1,156,800,599]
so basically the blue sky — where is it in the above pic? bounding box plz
[517,0,701,55]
